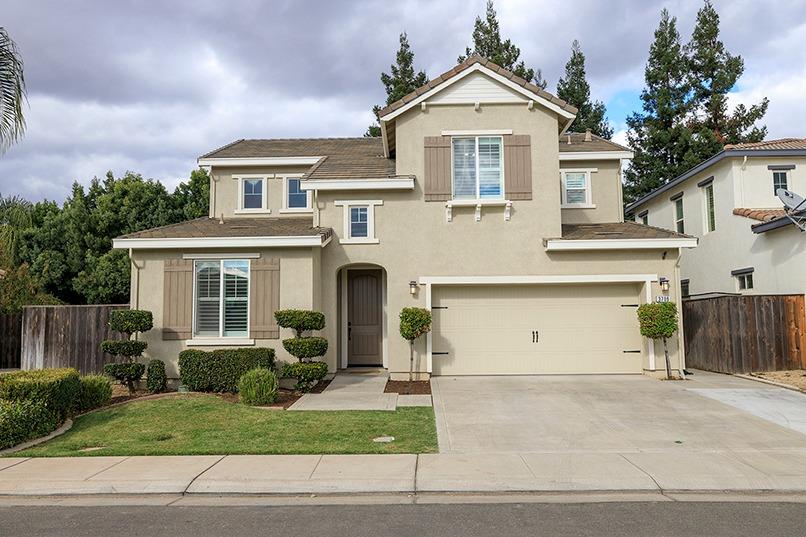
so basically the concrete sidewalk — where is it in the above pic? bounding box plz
[2,449,806,496]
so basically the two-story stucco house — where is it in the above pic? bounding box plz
[625,139,806,298]
[113,55,696,380]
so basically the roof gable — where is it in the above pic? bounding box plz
[427,70,528,105]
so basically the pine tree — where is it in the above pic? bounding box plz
[458,0,546,88]
[685,0,768,145]
[556,40,613,139]
[365,32,429,137]
[624,9,700,203]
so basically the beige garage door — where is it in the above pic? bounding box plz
[431,283,645,375]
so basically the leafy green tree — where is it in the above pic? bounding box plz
[637,302,679,380]
[73,249,131,304]
[0,27,26,152]
[556,40,613,139]
[366,32,429,137]
[173,168,210,220]
[624,9,700,203]
[0,264,60,314]
[0,193,32,267]
[399,307,432,381]
[458,0,546,88]
[685,0,768,145]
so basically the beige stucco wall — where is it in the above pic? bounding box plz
[210,165,313,219]
[130,247,319,378]
[560,159,624,224]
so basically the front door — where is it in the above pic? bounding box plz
[347,269,383,366]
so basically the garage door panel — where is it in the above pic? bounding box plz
[432,284,644,375]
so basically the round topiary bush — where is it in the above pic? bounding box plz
[103,362,146,393]
[76,374,113,413]
[146,359,167,394]
[281,361,328,392]
[238,368,279,406]
[108,310,154,334]
[101,309,153,394]
[274,309,326,336]
[282,337,328,361]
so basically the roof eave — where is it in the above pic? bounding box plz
[545,237,699,251]
[113,235,331,250]
[751,217,794,234]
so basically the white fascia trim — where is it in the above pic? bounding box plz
[197,157,323,167]
[446,198,510,207]
[234,209,271,215]
[113,235,327,249]
[183,253,261,259]
[441,129,513,136]
[334,199,384,207]
[561,203,597,209]
[379,63,576,122]
[419,274,659,285]
[301,178,414,191]
[339,238,380,245]
[545,238,699,251]
[559,151,634,161]
[185,338,255,347]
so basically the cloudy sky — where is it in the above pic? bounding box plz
[1,0,803,202]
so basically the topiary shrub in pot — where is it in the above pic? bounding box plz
[238,368,279,406]
[146,359,167,394]
[637,301,679,380]
[274,309,328,391]
[101,309,153,394]
[399,307,432,381]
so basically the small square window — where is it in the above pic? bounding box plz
[243,179,263,209]
[350,207,368,238]
[736,273,754,291]
[773,171,788,194]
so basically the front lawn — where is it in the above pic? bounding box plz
[12,394,438,457]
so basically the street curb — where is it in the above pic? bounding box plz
[0,419,73,456]
[734,374,806,394]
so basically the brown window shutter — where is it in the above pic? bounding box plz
[504,134,532,200]
[250,257,280,339]
[423,136,452,201]
[163,258,193,340]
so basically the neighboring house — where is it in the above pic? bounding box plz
[113,55,695,380]
[625,139,806,298]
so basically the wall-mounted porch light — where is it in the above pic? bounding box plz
[659,277,670,293]
[409,281,419,295]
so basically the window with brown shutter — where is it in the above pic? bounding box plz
[249,257,280,339]
[503,134,532,200]
[162,258,193,340]
[423,136,452,201]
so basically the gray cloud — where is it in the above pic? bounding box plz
[1,0,803,201]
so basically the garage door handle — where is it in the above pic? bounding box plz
[433,352,450,356]
[622,350,641,353]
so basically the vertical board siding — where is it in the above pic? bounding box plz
[0,313,22,368]
[163,258,193,340]
[249,257,280,339]
[683,294,806,373]
[423,136,452,201]
[503,134,532,200]
[20,305,129,374]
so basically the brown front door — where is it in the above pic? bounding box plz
[347,269,383,366]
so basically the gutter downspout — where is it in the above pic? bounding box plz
[674,247,686,378]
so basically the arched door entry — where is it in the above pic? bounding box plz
[347,269,383,366]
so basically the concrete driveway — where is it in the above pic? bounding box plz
[430,371,806,453]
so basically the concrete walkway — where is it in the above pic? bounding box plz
[289,370,432,410]
[2,449,806,495]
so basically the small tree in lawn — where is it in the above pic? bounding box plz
[275,309,329,391]
[399,307,432,381]
[101,310,153,394]
[637,302,679,379]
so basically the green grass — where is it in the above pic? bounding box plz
[12,394,438,457]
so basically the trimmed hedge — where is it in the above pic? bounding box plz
[101,340,148,358]
[109,309,153,334]
[179,347,276,393]
[76,374,113,413]
[0,399,59,450]
[146,359,167,394]
[238,368,279,405]
[282,337,328,361]
[282,361,328,392]
[274,309,326,335]
[0,368,80,421]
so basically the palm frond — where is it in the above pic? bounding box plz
[0,27,27,152]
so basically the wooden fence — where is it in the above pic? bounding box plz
[21,305,129,374]
[683,294,806,373]
[0,313,22,369]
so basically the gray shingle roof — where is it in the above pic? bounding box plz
[560,221,692,240]
[559,132,631,153]
[118,217,332,240]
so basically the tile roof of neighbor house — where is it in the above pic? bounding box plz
[732,208,788,222]
[559,132,631,153]
[626,138,806,213]
[118,217,332,240]
[560,221,693,240]
[377,54,578,118]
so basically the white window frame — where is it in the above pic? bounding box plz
[637,210,649,225]
[450,135,505,201]
[191,258,251,340]
[735,273,754,292]
[279,174,313,213]
[702,183,716,234]
[234,174,271,214]
[334,200,382,244]
[772,170,789,194]
[674,197,685,234]
[560,169,597,208]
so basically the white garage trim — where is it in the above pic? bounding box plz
[421,274,659,373]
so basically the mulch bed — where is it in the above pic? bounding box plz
[384,380,431,395]
[108,384,152,406]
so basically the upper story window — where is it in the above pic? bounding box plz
[637,210,649,225]
[235,176,269,214]
[194,259,249,338]
[561,169,596,208]
[702,182,716,233]
[773,170,788,194]
[335,200,382,244]
[673,196,684,233]
[452,136,503,200]
[281,175,312,213]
